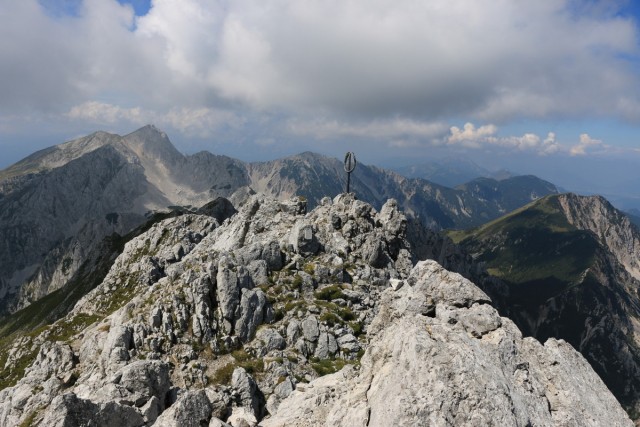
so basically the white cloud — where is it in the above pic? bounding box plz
[1,0,639,120]
[448,123,498,148]
[447,123,565,156]
[570,133,603,156]
[540,132,561,156]
[68,101,144,124]
[1,0,640,163]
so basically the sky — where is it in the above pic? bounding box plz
[1,0,640,207]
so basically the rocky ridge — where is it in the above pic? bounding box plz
[0,194,632,426]
[264,261,631,427]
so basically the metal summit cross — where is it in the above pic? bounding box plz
[344,151,357,194]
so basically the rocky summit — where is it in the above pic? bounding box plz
[0,193,631,426]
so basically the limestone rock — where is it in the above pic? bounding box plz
[262,260,633,427]
[256,328,286,353]
[40,393,144,427]
[234,288,272,342]
[114,360,171,409]
[289,221,319,257]
[232,368,265,420]
[153,389,212,427]
[314,332,338,359]
[0,192,632,427]
[301,316,320,343]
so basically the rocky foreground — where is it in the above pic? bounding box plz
[0,193,632,426]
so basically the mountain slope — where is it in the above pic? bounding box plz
[0,195,631,426]
[451,193,640,416]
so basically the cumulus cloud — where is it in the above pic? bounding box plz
[447,123,565,156]
[1,0,639,120]
[540,132,561,156]
[570,133,603,156]
[448,123,498,148]
[68,101,144,124]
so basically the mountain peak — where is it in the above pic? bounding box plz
[127,123,166,138]
[123,125,183,163]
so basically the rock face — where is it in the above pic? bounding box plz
[0,193,631,426]
[263,261,633,427]
[0,126,558,316]
[0,194,412,426]
[557,193,640,280]
[0,125,249,318]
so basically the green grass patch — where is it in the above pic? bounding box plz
[292,274,303,290]
[211,351,266,385]
[47,313,101,343]
[311,358,349,376]
[315,285,345,302]
[283,301,305,312]
[17,407,40,427]
[451,195,597,286]
[349,321,364,337]
[212,363,235,385]
[319,312,342,327]
[303,263,315,275]
[0,343,39,391]
[337,307,355,321]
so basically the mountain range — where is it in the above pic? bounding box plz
[0,125,558,318]
[392,157,512,187]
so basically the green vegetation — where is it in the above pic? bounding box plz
[303,263,315,275]
[314,285,345,302]
[46,313,101,343]
[0,340,39,391]
[448,194,601,308]
[212,348,266,385]
[283,300,305,313]
[449,195,597,286]
[310,355,363,377]
[319,312,342,326]
[212,363,235,385]
[349,321,364,337]
[292,274,303,290]
[17,407,40,427]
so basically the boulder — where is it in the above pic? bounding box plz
[289,222,319,257]
[153,389,212,427]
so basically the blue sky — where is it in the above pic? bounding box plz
[1,0,640,208]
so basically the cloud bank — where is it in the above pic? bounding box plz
[1,0,639,158]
